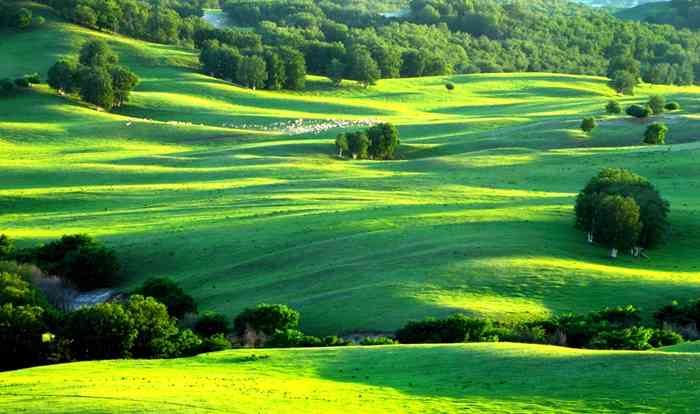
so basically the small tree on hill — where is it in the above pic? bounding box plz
[348,46,380,88]
[236,55,267,89]
[445,82,455,91]
[606,100,622,114]
[79,40,118,67]
[592,195,642,258]
[347,131,369,159]
[109,65,139,107]
[643,123,668,145]
[648,95,666,115]
[126,295,179,358]
[233,304,300,339]
[48,60,80,94]
[328,58,345,87]
[367,123,400,160]
[335,133,349,157]
[581,117,597,133]
[665,102,680,111]
[63,303,137,360]
[609,70,637,95]
[132,278,197,319]
[79,66,115,110]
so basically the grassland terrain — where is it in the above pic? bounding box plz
[2,343,700,413]
[2,4,700,336]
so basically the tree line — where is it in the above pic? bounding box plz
[216,0,700,88]
[0,1,45,29]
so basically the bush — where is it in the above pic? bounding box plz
[199,333,231,352]
[649,329,683,348]
[626,104,652,118]
[395,314,493,344]
[14,77,30,88]
[605,100,622,114]
[445,82,455,91]
[266,328,321,348]
[0,303,47,370]
[0,272,42,307]
[194,311,230,337]
[26,73,40,84]
[34,234,120,291]
[125,295,179,358]
[581,117,597,133]
[0,234,15,260]
[233,304,300,337]
[643,123,668,145]
[132,278,197,319]
[360,336,397,346]
[665,102,680,111]
[0,78,15,94]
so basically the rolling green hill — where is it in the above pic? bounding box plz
[2,7,700,335]
[1,343,700,413]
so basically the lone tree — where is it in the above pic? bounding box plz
[606,100,622,114]
[79,66,115,110]
[575,168,670,256]
[367,123,400,160]
[327,58,345,87]
[335,133,349,157]
[665,102,681,111]
[643,123,668,145]
[233,304,300,337]
[581,117,597,133]
[648,95,666,115]
[109,65,139,107]
[592,195,642,258]
[445,82,455,91]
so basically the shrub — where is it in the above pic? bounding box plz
[0,78,15,94]
[34,234,120,291]
[170,328,204,357]
[266,328,321,347]
[626,104,652,118]
[590,305,642,328]
[132,278,197,319]
[643,123,668,145]
[194,311,230,337]
[233,304,300,337]
[125,295,179,358]
[445,82,455,91]
[26,73,40,84]
[48,60,79,94]
[0,272,42,307]
[648,329,683,348]
[14,77,30,88]
[0,234,15,260]
[395,314,493,344]
[367,123,400,160]
[664,102,680,111]
[199,333,231,352]
[581,117,597,133]
[605,100,622,114]
[360,336,397,346]
[648,95,666,115]
[588,327,654,350]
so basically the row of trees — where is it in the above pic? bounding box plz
[0,74,40,96]
[575,168,670,257]
[199,40,306,90]
[335,123,400,160]
[217,0,700,88]
[48,40,138,111]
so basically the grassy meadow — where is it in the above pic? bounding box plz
[2,343,700,413]
[2,6,700,335]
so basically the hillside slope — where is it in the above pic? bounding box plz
[2,10,700,334]
[1,343,700,413]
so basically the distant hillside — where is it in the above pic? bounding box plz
[616,1,700,30]
[573,0,664,7]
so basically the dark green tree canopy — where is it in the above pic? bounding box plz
[233,303,300,336]
[644,123,668,145]
[79,40,118,67]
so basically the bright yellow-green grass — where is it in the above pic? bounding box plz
[2,6,700,334]
[2,343,700,413]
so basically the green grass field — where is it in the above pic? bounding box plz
[2,6,700,335]
[2,343,700,413]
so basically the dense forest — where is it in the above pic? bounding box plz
[626,1,700,30]
[8,0,699,89]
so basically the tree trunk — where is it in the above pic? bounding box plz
[610,248,618,259]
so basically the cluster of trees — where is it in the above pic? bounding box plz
[48,40,138,111]
[0,2,44,29]
[0,73,40,97]
[199,39,306,90]
[40,0,211,45]
[335,123,400,160]
[396,305,683,351]
[216,0,700,88]
[575,168,670,257]
[636,0,700,31]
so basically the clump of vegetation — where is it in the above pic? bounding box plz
[643,123,668,145]
[626,104,652,119]
[581,117,597,133]
[0,73,40,97]
[648,95,666,115]
[605,100,622,114]
[336,123,400,160]
[396,314,495,344]
[48,40,138,111]
[234,303,300,338]
[360,337,397,346]
[445,82,455,91]
[132,277,197,319]
[665,102,681,111]
[0,3,44,30]
[575,168,670,257]
[194,311,230,338]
